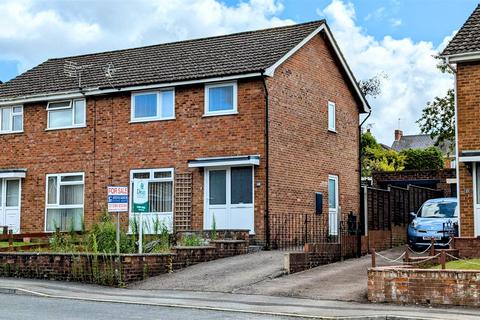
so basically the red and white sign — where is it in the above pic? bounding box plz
[107,186,129,212]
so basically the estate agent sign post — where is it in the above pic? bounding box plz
[133,179,149,253]
[107,186,129,255]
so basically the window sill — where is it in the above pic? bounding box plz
[203,111,238,118]
[0,130,24,135]
[328,128,337,133]
[129,117,176,124]
[45,125,86,132]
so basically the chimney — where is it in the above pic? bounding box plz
[394,129,403,141]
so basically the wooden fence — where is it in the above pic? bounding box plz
[361,184,444,251]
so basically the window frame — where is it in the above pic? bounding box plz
[0,105,23,134]
[129,168,175,214]
[46,99,86,130]
[130,88,176,123]
[327,101,336,132]
[204,81,238,117]
[44,172,85,232]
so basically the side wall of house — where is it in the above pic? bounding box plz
[456,62,480,237]
[0,80,266,235]
[267,32,361,226]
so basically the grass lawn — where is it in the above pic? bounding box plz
[431,258,480,270]
[0,241,28,247]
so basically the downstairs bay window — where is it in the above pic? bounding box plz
[45,173,84,231]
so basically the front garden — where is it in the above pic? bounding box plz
[0,214,249,286]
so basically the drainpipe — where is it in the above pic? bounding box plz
[359,110,372,235]
[261,71,270,249]
[446,56,460,236]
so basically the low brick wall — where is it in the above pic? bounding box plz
[454,237,480,258]
[284,243,341,274]
[368,266,480,307]
[0,252,172,285]
[172,240,248,269]
[366,226,407,253]
[0,239,248,286]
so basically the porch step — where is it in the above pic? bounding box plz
[248,245,263,253]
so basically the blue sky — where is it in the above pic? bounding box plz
[0,0,476,144]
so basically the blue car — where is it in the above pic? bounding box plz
[407,198,458,248]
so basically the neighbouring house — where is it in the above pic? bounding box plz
[391,129,455,169]
[0,21,369,245]
[441,4,480,237]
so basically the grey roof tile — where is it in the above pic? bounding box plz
[391,134,453,155]
[442,5,480,56]
[0,20,325,100]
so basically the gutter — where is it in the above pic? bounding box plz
[261,71,271,249]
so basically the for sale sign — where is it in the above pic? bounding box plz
[107,186,129,212]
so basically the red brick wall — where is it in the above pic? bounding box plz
[267,33,361,223]
[368,267,480,307]
[456,62,480,237]
[0,80,266,234]
[454,237,480,258]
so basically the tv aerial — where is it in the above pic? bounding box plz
[64,60,93,89]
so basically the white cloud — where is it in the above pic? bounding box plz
[389,18,402,27]
[320,0,453,145]
[0,0,293,73]
[365,7,386,21]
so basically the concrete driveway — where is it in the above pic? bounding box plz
[237,246,405,301]
[132,251,286,292]
[132,247,405,302]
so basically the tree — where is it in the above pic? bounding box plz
[359,72,387,99]
[417,56,455,151]
[401,147,444,170]
[361,131,405,177]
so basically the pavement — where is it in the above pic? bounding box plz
[133,247,405,302]
[0,278,479,319]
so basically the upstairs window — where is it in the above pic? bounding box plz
[328,101,336,132]
[131,89,175,122]
[205,82,237,116]
[0,106,23,134]
[47,99,85,130]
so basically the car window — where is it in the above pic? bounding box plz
[418,202,458,218]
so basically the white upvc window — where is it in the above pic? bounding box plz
[129,168,174,233]
[130,168,174,214]
[47,99,86,130]
[131,89,175,122]
[0,105,23,134]
[204,82,238,116]
[328,101,336,132]
[45,173,84,232]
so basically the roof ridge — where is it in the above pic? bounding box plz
[50,19,325,61]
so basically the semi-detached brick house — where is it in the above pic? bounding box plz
[0,20,369,244]
[442,5,480,238]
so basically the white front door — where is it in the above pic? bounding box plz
[328,175,339,236]
[205,166,254,234]
[0,178,21,233]
[474,163,480,237]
